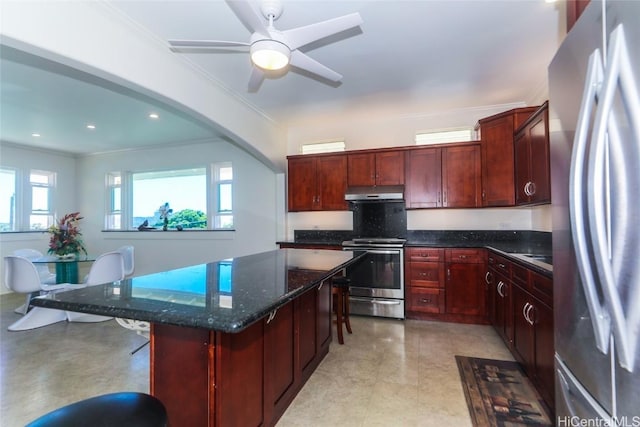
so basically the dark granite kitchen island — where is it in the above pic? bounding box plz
[31,248,363,426]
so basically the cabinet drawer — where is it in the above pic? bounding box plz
[406,247,443,262]
[511,262,529,287]
[408,262,444,288]
[407,288,445,314]
[488,252,511,276]
[530,270,553,306]
[445,248,485,264]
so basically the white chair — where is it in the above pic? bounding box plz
[12,249,57,314]
[115,318,150,354]
[66,251,124,323]
[3,256,70,331]
[116,245,135,277]
[114,246,148,353]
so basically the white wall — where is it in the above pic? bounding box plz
[0,140,281,294]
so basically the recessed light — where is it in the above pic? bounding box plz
[86,124,96,130]
[148,113,159,119]
[32,133,41,137]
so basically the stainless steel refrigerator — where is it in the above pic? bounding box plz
[549,0,640,424]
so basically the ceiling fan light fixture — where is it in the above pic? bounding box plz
[250,39,290,71]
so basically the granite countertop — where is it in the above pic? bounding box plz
[278,229,553,277]
[30,249,364,333]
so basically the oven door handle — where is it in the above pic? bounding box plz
[342,249,401,255]
[349,297,402,305]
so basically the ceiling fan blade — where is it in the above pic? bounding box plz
[168,39,250,48]
[225,0,270,36]
[289,50,342,82]
[283,13,363,50]
[248,66,265,92]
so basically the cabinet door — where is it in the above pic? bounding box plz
[298,288,317,374]
[316,155,348,210]
[404,148,442,208]
[317,281,332,350]
[375,151,404,185]
[442,145,481,208]
[533,299,555,411]
[347,153,375,186]
[494,273,513,347]
[486,269,498,327]
[512,284,535,374]
[445,261,485,316]
[480,115,517,207]
[514,128,530,205]
[528,112,551,204]
[263,301,296,422]
[288,157,317,211]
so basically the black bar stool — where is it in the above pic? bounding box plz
[26,392,167,427]
[332,276,352,344]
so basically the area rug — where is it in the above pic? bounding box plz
[455,356,552,426]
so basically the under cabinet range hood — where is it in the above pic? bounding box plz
[344,185,404,201]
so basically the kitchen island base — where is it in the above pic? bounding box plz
[150,281,332,426]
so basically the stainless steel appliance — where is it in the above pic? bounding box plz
[549,0,640,424]
[344,185,404,201]
[342,238,405,319]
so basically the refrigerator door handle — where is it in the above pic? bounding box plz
[556,354,612,422]
[569,47,611,353]
[587,24,640,372]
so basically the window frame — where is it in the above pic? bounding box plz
[105,163,233,231]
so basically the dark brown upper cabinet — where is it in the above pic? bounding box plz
[347,151,404,187]
[514,102,551,206]
[476,106,539,207]
[287,154,348,212]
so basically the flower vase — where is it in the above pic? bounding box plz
[163,218,168,231]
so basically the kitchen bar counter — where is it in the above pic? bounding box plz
[31,249,364,426]
[32,249,361,333]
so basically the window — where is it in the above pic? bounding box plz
[107,163,233,231]
[106,172,122,229]
[131,168,207,230]
[0,168,16,231]
[415,128,474,145]
[301,140,345,154]
[213,163,233,229]
[29,170,55,230]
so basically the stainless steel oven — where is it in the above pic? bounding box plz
[342,238,405,319]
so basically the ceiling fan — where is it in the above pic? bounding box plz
[168,0,363,92]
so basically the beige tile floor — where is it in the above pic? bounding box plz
[1,292,513,426]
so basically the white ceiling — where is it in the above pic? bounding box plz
[0,0,563,156]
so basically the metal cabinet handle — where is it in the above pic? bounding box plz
[497,281,505,298]
[587,24,640,372]
[568,46,611,355]
[485,271,492,285]
[266,309,278,324]
[526,303,535,326]
[498,263,506,269]
[447,268,451,280]
[522,302,530,322]
[524,181,536,196]
[420,297,432,304]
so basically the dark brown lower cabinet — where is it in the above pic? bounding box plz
[150,281,332,427]
[486,250,554,414]
[445,249,487,320]
[512,282,554,413]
